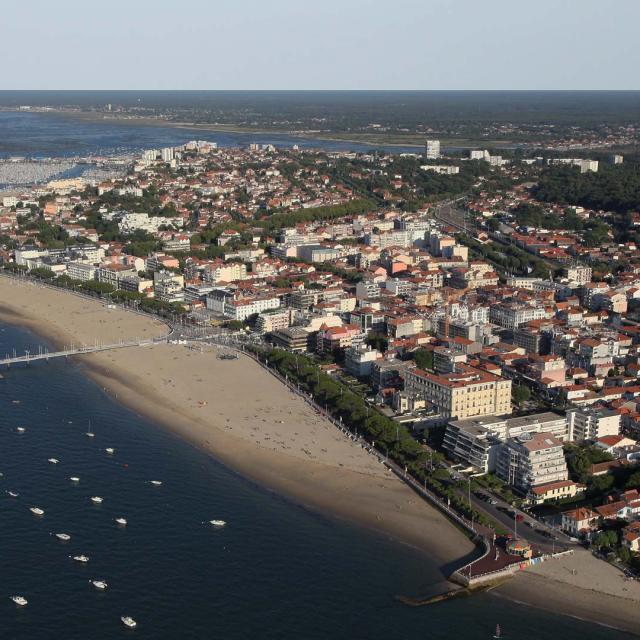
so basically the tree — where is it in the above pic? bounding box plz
[618,545,631,564]
[412,348,434,371]
[625,470,640,489]
[512,385,531,406]
[365,333,388,353]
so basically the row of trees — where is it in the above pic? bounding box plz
[260,347,502,532]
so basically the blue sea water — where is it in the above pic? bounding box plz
[0,322,634,639]
[0,111,421,159]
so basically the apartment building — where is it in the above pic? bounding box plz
[344,344,382,377]
[153,271,185,303]
[563,265,592,286]
[403,364,512,422]
[496,432,569,493]
[203,261,248,284]
[255,308,291,333]
[490,302,548,330]
[567,406,621,442]
[97,264,137,289]
[444,411,568,472]
[316,324,363,356]
[425,139,440,159]
[66,262,97,282]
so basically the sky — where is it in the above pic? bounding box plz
[2,0,639,90]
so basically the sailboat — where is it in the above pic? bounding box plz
[493,624,501,638]
[85,419,95,438]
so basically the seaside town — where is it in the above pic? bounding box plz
[3,137,640,590]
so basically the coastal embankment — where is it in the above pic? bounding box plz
[0,277,474,582]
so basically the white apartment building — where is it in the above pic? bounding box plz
[567,406,621,442]
[344,344,382,377]
[224,296,280,321]
[420,165,459,175]
[153,271,185,303]
[563,265,592,286]
[255,308,291,333]
[496,432,569,493]
[97,264,137,289]
[444,411,568,472]
[425,139,441,159]
[203,262,248,284]
[66,262,97,282]
[489,303,548,330]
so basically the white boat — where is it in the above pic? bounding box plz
[54,533,71,541]
[16,427,26,433]
[105,448,115,455]
[48,458,59,464]
[30,506,45,516]
[90,579,108,590]
[86,420,95,438]
[115,517,127,526]
[11,596,27,606]
[72,554,90,563]
[69,476,80,483]
[209,519,226,527]
[121,616,137,628]
[90,496,103,504]
[149,480,162,486]
[6,490,19,497]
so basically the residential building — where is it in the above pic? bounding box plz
[566,406,621,442]
[344,344,382,377]
[403,364,512,422]
[425,139,441,160]
[496,432,569,494]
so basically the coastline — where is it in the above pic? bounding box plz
[3,277,640,635]
[0,278,474,579]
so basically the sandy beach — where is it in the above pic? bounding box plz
[0,277,474,580]
[496,548,640,633]
[3,277,640,634]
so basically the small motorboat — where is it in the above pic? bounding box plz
[30,506,45,516]
[90,496,103,504]
[54,533,71,541]
[72,555,90,563]
[6,490,19,498]
[69,476,80,483]
[48,458,59,464]
[16,427,26,433]
[121,616,137,628]
[85,432,95,438]
[149,480,162,486]
[11,595,27,606]
[493,624,502,639]
[115,517,127,526]
[90,579,108,590]
[209,519,226,527]
[105,448,115,455]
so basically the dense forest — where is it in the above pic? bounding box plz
[534,164,640,213]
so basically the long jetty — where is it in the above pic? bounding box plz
[0,337,166,366]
